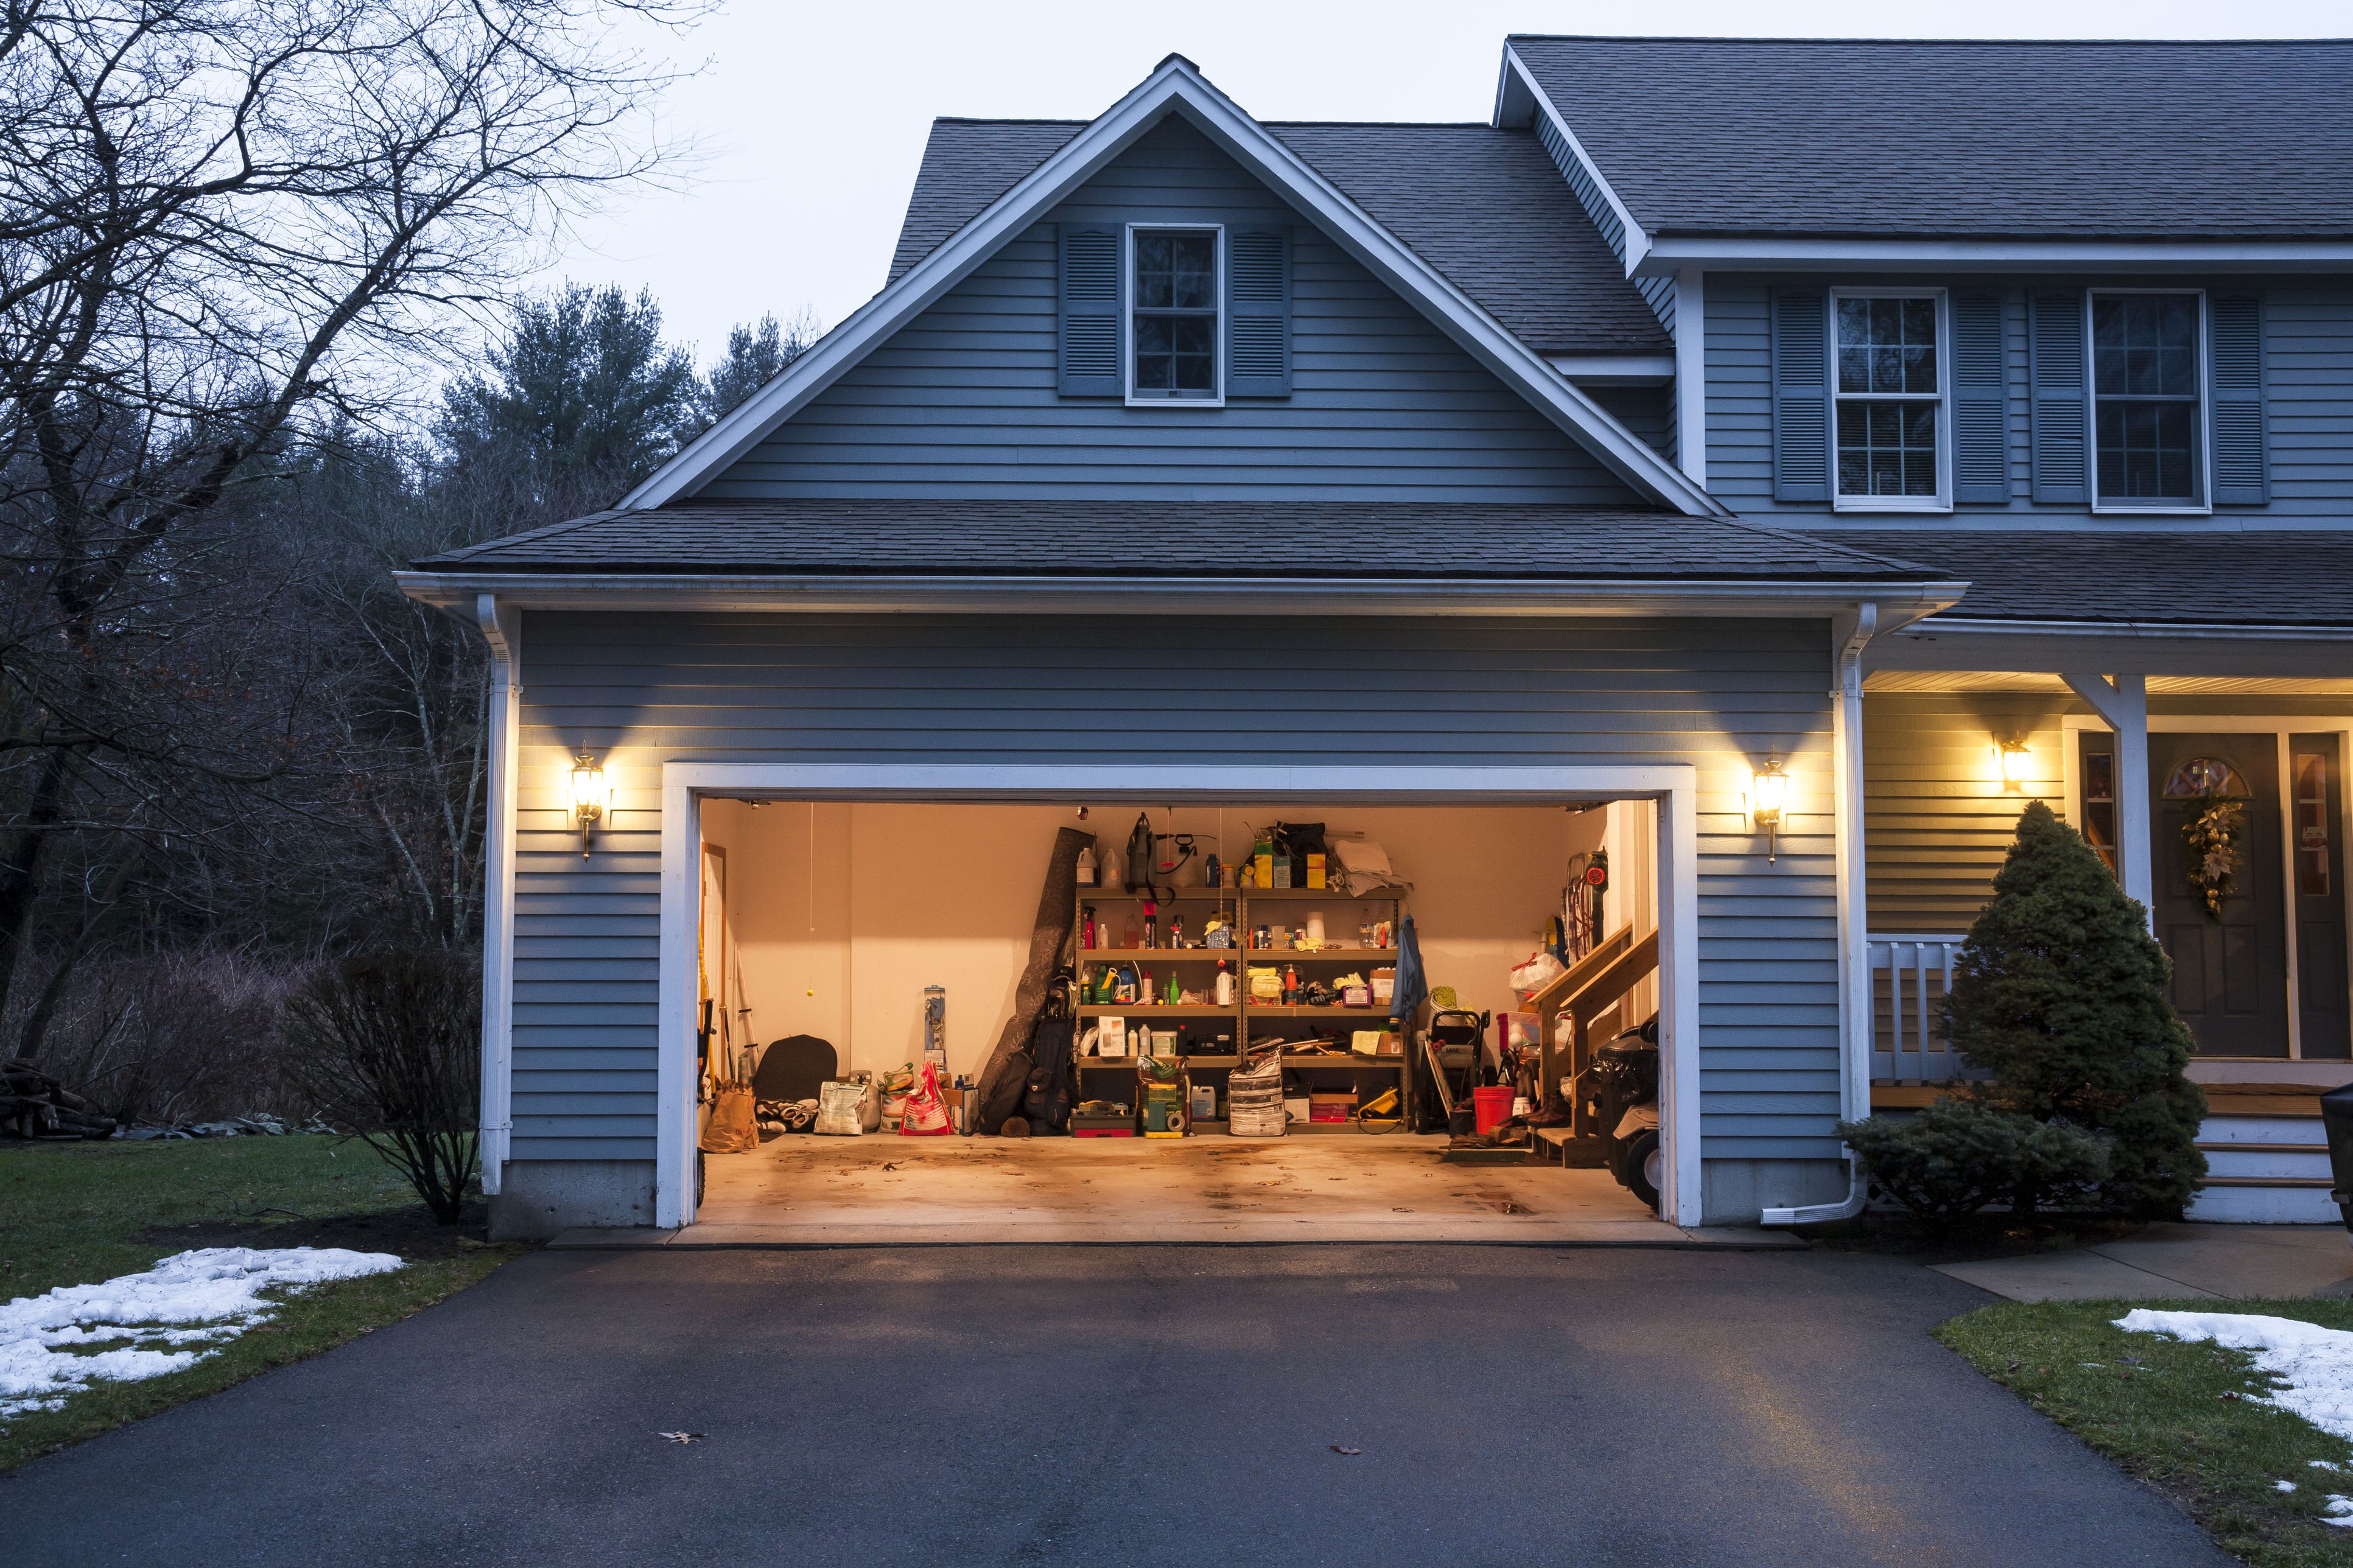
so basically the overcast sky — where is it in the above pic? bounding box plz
[546,1,2348,363]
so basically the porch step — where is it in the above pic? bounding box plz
[2187,1183,2343,1224]
[2198,1115,2327,1145]
[2198,1145,2332,1183]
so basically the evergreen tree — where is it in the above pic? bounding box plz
[701,310,818,422]
[1946,799,2206,1215]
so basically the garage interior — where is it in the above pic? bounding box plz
[687,800,1675,1241]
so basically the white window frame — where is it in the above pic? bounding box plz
[1124,222,1224,408]
[1828,286,1952,513]
[2086,286,2212,516]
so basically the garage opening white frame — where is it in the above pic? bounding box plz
[656,764,1703,1230]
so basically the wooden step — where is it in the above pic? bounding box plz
[2198,1141,2327,1153]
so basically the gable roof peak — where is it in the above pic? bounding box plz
[619,54,1723,517]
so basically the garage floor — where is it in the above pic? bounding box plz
[555,1133,1801,1247]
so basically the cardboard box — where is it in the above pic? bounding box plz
[1310,1091,1358,1124]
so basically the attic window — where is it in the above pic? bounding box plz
[1128,226,1221,404]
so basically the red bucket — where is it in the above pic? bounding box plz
[1472,1085,1516,1135]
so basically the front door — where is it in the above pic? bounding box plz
[2150,733,2288,1056]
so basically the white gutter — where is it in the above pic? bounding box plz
[1762,601,1878,1227]
[1633,236,2353,275]
[395,570,1963,625]
[1896,615,2353,643]
[473,595,522,1194]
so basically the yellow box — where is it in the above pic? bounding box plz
[1306,853,1327,889]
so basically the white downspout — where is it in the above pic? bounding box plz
[1763,602,1877,1226]
[474,594,522,1194]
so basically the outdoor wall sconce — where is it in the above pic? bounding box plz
[569,754,609,858]
[1997,738,2031,788]
[1752,758,1788,863]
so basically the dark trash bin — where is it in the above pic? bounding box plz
[2320,1082,2353,1233]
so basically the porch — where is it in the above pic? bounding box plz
[1857,657,2353,1221]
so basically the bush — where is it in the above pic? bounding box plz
[279,947,480,1222]
[28,952,294,1126]
[1944,800,2206,1216]
[1841,1099,2112,1225]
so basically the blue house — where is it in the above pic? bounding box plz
[398,38,2353,1237]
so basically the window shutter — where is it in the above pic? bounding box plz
[2209,295,2268,505]
[1057,226,1121,397]
[1226,228,1290,397]
[1951,292,2009,503]
[1770,288,1829,503]
[2029,290,2088,503]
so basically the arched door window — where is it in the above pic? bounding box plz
[2164,757,2251,799]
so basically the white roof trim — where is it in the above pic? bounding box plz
[1549,354,1675,385]
[620,55,1722,518]
[1635,236,2353,273]
[1497,46,1652,274]
[395,568,1962,623]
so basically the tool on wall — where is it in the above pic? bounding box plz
[924,985,948,1073]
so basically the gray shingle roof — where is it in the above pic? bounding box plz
[889,119,1669,354]
[1817,530,2353,628]
[1509,36,2353,241]
[414,500,1938,583]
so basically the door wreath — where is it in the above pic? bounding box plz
[2181,793,2243,921]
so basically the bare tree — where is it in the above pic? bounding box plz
[0,0,698,1051]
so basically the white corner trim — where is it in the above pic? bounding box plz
[1673,267,1706,487]
[1502,46,1652,273]
[651,761,1703,1230]
[472,595,522,1193]
[619,55,1721,519]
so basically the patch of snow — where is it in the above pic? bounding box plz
[2117,1311,2353,1443]
[2326,1496,2353,1527]
[0,1247,401,1417]
[2278,1479,2299,1493]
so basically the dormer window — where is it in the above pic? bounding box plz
[1831,290,1949,509]
[1127,226,1221,404]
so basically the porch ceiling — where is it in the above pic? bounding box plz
[1865,671,2353,695]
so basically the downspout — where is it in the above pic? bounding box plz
[1762,601,1877,1226]
[474,594,522,1194]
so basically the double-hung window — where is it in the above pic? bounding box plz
[1127,226,1221,403]
[2091,292,2203,508]
[1832,290,1948,508]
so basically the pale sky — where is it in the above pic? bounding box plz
[548,1,2351,363]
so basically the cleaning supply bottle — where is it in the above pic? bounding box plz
[1282,964,1299,1004]
[1214,959,1235,1007]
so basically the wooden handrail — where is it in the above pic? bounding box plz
[1521,924,1631,1015]
[1531,926,1659,1138]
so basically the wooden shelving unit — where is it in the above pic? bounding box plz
[1069,881,1415,1132]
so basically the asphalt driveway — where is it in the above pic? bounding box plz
[9,1245,2226,1567]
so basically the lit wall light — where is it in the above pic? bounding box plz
[1996,739,2030,788]
[1752,758,1789,863]
[569,754,609,858]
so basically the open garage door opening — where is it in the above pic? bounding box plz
[671,791,1685,1241]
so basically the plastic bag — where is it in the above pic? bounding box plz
[815,1080,866,1136]
[899,1061,953,1135]
[700,1084,757,1153]
[1509,950,1566,997]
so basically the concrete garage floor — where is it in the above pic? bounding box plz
[556,1133,1800,1247]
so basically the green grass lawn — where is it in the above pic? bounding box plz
[0,1135,519,1472]
[1941,1298,2353,1567]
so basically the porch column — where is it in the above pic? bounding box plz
[2064,671,2153,915]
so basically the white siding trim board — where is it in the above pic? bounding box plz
[652,762,1706,1230]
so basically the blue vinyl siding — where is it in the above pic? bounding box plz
[1710,277,2353,522]
[702,116,1643,505]
[508,612,1846,1183]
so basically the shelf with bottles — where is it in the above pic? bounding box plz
[1235,945,1393,961]
[1237,886,1405,902]
[1079,948,1238,961]
[1244,1003,1396,1018]
[1076,887,1238,902]
[1074,1003,1233,1018]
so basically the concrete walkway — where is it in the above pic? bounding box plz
[564,1133,1801,1248]
[1934,1221,2353,1301]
